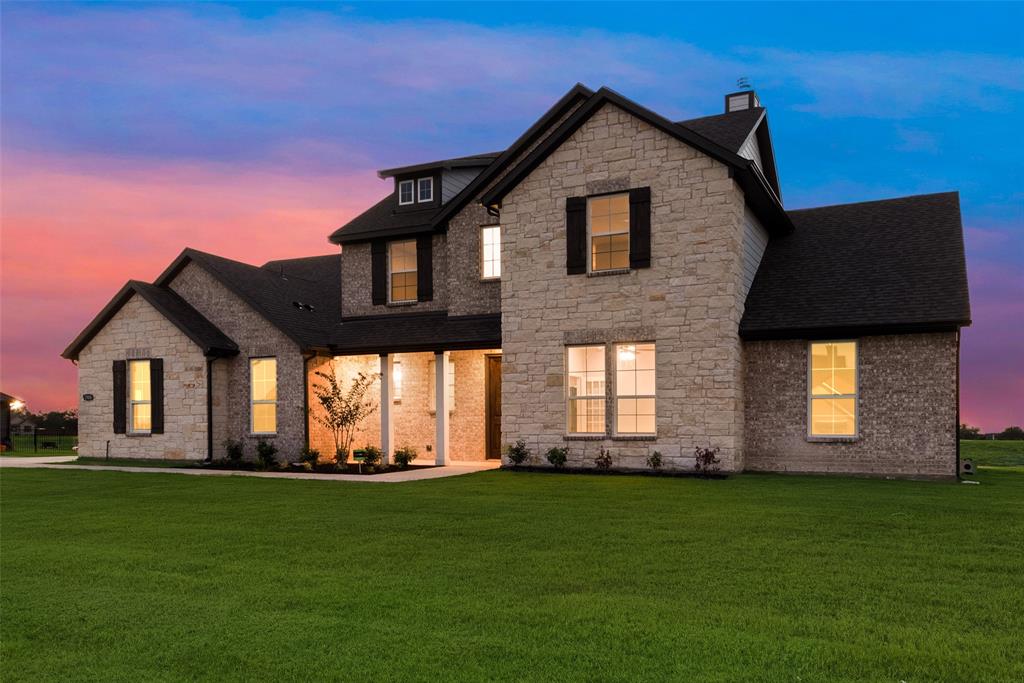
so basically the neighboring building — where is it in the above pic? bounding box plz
[10,412,37,435]
[1,393,26,447]
[62,85,971,477]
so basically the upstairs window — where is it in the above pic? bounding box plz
[566,345,606,434]
[589,193,630,272]
[808,341,857,437]
[128,359,151,434]
[251,357,277,434]
[389,239,418,303]
[481,225,501,279]
[418,177,434,203]
[398,180,415,205]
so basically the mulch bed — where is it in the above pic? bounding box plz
[199,461,435,476]
[503,465,728,479]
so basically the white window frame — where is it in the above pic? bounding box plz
[807,340,859,439]
[128,359,151,434]
[565,344,606,435]
[587,192,631,273]
[398,179,415,205]
[388,239,418,303]
[614,342,656,436]
[250,357,278,435]
[480,225,501,280]
[417,176,434,203]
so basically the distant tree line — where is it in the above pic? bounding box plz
[21,409,78,434]
[959,424,1024,440]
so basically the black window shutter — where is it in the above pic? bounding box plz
[371,240,387,305]
[112,360,127,434]
[629,187,652,269]
[416,234,433,302]
[566,196,587,274]
[150,358,164,434]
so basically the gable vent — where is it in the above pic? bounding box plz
[725,90,760,113]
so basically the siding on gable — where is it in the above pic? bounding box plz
[737,132,763,174]
[442,168,483,203]
[741,206,769,303]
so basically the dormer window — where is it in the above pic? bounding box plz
[418,177,434,203]
[398,180,415,205]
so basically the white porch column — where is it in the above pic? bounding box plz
[434,351,450,466]
[379,353,393,465]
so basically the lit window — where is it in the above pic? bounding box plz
[398,180,414,205]
[418,177,433,202]
[567,345,605,434]
[589,193,629,272]
[481,225,501,279]
[809,341,857,437]
[616,343,655,434]
[389,240,418,303]
[128,359,151,433]
[251,358,277,434]
[428,356,455,413]
[392,360,403,402]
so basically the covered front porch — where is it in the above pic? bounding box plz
[307,348,502,466]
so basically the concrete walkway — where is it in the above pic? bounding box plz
[0,455,501,482]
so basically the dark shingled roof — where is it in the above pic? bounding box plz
[378,152,501,178]
[677,108,765,153]
[156,249,341,350]
[328,193,439,243]
[62,281,239,360]
[330,312,500,355]
[740,192,971,339]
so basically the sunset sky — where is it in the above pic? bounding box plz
[2,2,1021,431]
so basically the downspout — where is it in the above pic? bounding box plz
[303,353,315,450]
[206,357,215,462]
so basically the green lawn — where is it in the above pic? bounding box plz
[961,439,1024,467]
[2,469,1022,681]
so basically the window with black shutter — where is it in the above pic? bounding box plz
[629,187,651,269]
[150,358,164,434]
[416,234,433,302]
[113,360,127,434]
[371,240,387,305]
[565,196,587,274]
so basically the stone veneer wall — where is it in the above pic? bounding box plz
[77,294,208,459]
[308,350,494,462]
[169,263,306,460]
[499,103,748,471]
[743,333,959,478]
[341,233,449,318]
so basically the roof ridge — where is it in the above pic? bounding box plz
[788,191,959,214]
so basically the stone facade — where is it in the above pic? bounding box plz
[744,333,959,478]
[77,294,208,460]
[499,103,748,471]
[168,263,307,460]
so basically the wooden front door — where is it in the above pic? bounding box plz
[485,355,502,459]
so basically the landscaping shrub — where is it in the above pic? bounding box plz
[694,446,721,477]
[594,447,613,471]
[394,446,418,469]
[255,439,279,470]
[299,447,320,466]
[223,439,244,463]
[646,451,663,471]
[334,447,348,465]
[505,439,531,467]
[546,446,568,469]
[361,445,383,469]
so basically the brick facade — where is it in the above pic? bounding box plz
[499,103,748,471]
[341,234,449,317]
[743,333,958,478]
[168,263,307,461]
[77,294,208,460]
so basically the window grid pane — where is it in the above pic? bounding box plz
[809,342,857,437]
[418,177,433,202]
[481,226,501,279]
[399,180,414,204]
[615,343,655,434]
[128,360,151,433]
[389,240,418,302]
[251,358,278,434]
[567,345,606,434]
[589,193,630,272]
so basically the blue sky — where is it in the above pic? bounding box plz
[2,1,1022,428]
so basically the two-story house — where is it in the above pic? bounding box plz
[62,85,971,477]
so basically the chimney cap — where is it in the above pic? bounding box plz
[725,90,760,113]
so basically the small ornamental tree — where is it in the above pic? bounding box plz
[310,364,380,462]
[694,446,721,477]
